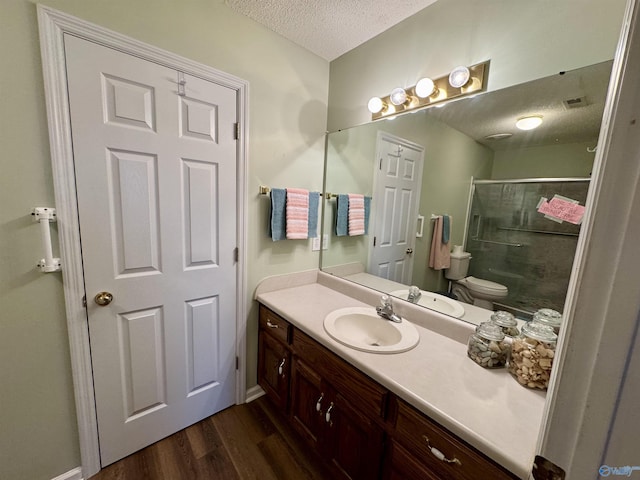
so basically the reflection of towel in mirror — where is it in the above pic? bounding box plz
[429,215,451,270]
[308,192,320,238]
[348,194,365,236]
[335,194,349,236]
[364,196,372,235]
[269,188,286,241]
[286,188,309,239]
[442,214,450,243]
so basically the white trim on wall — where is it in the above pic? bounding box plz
[37,5,249,477]
[51,467,83,480]
[245,385,266,403]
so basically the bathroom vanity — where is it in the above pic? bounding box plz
[256,271,546,480]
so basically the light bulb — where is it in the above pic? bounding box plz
[516,115,543,130]
[415,78,436,98]
[367,97,384,114]
[389,87,408,106]
[449,66,470,88]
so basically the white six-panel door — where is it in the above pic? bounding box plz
[368,132,424,284]
[64,34,238,466]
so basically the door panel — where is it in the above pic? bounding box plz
[369,134,424,284]
[64,34,238,466]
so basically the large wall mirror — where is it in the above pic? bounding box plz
[321,59,613,325]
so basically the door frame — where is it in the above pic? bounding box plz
[368,131,424,284]
[37,6,249,477]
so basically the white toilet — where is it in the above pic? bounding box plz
[444,247,508,310]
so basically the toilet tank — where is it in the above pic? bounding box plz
[445,248,471,280]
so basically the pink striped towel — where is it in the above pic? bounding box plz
[286,188,309,239]
[348,194,365,236]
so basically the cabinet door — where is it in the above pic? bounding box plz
[257,330,290,411]
[325,391,385,480]
[290,357,324,450]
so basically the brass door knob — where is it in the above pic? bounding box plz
[94,292,113,306]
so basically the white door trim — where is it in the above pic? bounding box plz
[535,0,640,477]
[37,5,249,477]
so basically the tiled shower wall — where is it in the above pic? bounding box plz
[465,180,589,315]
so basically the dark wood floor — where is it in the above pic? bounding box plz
[89,395,334,480]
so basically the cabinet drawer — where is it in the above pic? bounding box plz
[292,329,388,420]
[394,399,517,480]
[385,440,440,480]
[259,305,291,344]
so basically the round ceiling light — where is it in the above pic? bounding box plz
[415,77,436,98]
[390,87,408,106]
[516,115,543,130]
[449,66,470,88]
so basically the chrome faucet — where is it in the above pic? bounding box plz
[376,295,402,323]
[407,285,421,304]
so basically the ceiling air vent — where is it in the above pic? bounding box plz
[562,96,588,110]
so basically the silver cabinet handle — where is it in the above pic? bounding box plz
[325,402,334,425]
[316,394,324,412]
[266,320,279,329]
[278,358,286,376]
[422,435,462,465]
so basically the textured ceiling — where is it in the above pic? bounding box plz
[225,0,439,61]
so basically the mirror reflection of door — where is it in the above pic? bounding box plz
[368,132,424,284]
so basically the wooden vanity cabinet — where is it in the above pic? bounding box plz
[290,330,386,480]
[257,305,519,480]
[385,397,518,480]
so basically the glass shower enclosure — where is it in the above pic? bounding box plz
[464,178,589,316]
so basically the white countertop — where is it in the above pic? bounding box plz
[256,275,545,479]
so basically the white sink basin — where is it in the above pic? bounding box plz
[323,307,420,354]
[390,289,465,318]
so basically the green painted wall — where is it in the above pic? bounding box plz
[328,0,626,131]
[0,1,328,479]
[322,114,492,292]
[491,141,596,179]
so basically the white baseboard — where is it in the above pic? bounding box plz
[51,467,83,480]
[245,385,265,403]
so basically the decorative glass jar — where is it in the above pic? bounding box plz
[532,308,563,334]
[467,322,510,368]
[508,322,558,389]
[490,310,520,338]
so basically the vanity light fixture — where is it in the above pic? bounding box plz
[389,87,409,106]
[367,96,385,114]
[516,115,543,130]
[367,60,489,120]
[414,77,437,98]
[449,66,471,88]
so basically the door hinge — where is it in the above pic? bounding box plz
[82,295,87,308]
[233,247,239,263]
[235,356,239,370]
[532,455,566,480]
[233,122,239,140]
[379,158,382,170]
[373,236,377,247]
